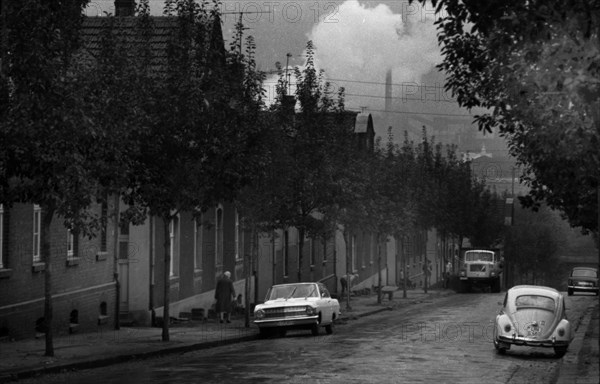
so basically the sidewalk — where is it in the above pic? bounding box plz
[556,301,600,384]
[0,289,596,383]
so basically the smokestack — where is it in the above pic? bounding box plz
[385,69,392,112]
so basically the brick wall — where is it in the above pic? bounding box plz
[0,202,117,340]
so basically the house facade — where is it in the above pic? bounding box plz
[0,201,118,340]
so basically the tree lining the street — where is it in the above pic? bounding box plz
[415,0,599,234]
[266,41,358,283]
[0,0,132,357]
[117,0,268,341]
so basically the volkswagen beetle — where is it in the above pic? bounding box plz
[493,285,571,357]
[254,282,340,338]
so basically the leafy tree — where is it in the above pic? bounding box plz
[269,41,353,283]
[504,204,565,286]
[0,0,133,356]
[417,0,599,233]
[118,0,266,341]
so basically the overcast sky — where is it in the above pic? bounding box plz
[85,1,495,144]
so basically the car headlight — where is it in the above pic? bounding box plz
[557,328,565,337]
[504,324,511,333]
[460,271,466,277]
[306,306,316,316]
[255,309,265,319]
[491,272,496,277]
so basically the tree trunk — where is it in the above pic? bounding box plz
[42,204,56,357]
[244,225,256,328]
[271,229,276,286]
[377,234,382,304]
[342,229,351,310]
[297,227,305,282]
[162,216,171,341]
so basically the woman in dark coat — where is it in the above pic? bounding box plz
[215,271,235,323]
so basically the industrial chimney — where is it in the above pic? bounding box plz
[385,69,392,112]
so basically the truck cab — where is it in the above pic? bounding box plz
[458,249,503,293]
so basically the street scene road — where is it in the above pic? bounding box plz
[16,293,597,384]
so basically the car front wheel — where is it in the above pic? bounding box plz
[259,328,271,339]
[494,340,508,355]
[311,323,319,336]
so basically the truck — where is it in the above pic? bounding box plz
[458,249,503,293]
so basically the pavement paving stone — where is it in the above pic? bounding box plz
[0,288,597,384]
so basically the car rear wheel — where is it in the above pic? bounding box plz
[325,321,334,335]
[491,278,501,293]
[554,347,568,358]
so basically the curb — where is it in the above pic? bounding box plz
[555,303,599,384]
[0,334,258,383]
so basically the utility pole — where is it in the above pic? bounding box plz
[285,53,292,95]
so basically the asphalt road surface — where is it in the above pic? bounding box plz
[17,292,597,384]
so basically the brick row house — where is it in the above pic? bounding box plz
[0,201,117,340]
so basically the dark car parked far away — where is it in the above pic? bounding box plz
[568,267,599,296]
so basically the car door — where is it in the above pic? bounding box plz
[318,283,334,321]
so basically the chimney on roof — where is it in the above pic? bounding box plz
[282,95,296,116]
[115,0,136,17]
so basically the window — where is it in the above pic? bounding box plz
[67,230,78,259]
[100,200,108,253]
[515,295,555,312]
[235,210,243,261]
[283,230,289,277]
[194,214,202,271]
[0,204,4,269]
[215,206,223,267]
[169,216,179,277]
[33,205,41,262]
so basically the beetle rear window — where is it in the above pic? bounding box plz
[515,295,555,311]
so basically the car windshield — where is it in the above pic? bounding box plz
[266,284,318,300]
[465,251,494,262]
[571,269,597,278]
[515,295,555,312]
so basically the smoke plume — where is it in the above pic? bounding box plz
[308,0,441,111]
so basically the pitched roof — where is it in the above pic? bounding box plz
[80,15,224,76]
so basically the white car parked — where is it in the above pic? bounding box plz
[254,282,340,338]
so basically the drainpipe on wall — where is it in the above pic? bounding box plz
[113,194,120,330]
[149,216,155,326]
[271,229,276,285]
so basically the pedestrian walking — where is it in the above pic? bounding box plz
[445,260,453,289]
[215,271,235,323]
[340,273,358,296]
